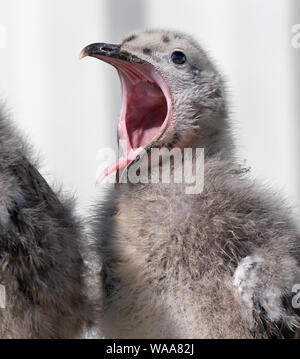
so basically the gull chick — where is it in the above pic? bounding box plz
[0,109,92,338]
[82,29,300,338]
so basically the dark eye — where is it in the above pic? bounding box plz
[171,51,186,65]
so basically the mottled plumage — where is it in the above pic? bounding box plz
[0,108,92,338]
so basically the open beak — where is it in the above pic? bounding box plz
[81,42,173,183]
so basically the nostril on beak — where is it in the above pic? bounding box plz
[101,45,114,52]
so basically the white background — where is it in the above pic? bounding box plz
[0,0,299,219]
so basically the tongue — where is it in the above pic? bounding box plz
[96,147,144,184]
[96,157,130,184]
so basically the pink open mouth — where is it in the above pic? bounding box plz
[95,57,173,182]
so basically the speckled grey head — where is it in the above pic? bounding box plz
[81,29,228,180]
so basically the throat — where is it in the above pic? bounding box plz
[125,80,168,149]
